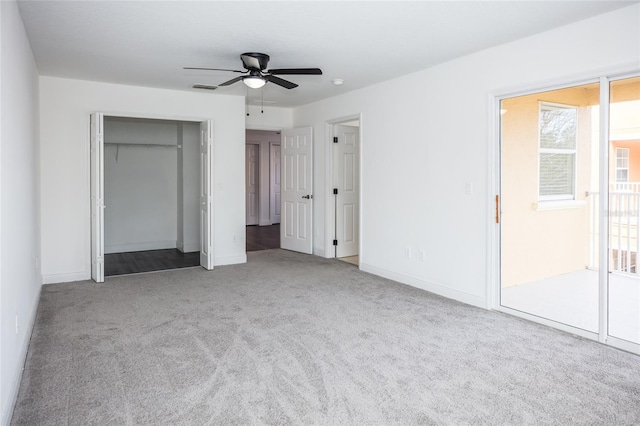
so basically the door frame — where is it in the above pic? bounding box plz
[88,111,214,281]
[325,114,363,262]
[488,68,640,355]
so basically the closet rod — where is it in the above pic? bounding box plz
[104,142,182,148]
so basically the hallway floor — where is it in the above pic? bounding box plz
[246,224,280,252]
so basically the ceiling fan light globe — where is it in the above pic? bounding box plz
[243,77,266,89]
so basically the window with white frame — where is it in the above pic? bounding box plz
[538,102,578,201]
[615,148,629,183]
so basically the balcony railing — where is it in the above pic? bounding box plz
[589,191,639,275]
[611,182,640,193]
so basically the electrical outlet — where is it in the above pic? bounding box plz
[419,250,426,262]
[15,314,19,334]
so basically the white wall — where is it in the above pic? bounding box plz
[40,77,247,283]
[293,4,640,308]
[0,0,41,423]
[104,117,179,253]
[245,105,292,131]
[246,130,281,226]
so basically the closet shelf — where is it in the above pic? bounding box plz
[104,142,182,148]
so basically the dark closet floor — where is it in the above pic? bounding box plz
[105,249,200,277]
[246,224,280,252]
[105,224,281,276]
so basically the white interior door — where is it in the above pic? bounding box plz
[245,144,259,225]
[334,125,359,258]
[281,127,313,254]
[199,120,214,270]
[270,143,281,224]
[90,113,105,282]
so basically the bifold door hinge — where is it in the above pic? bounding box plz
[333,137,338,143]
[333,188,338,195]
[333,239,338,246]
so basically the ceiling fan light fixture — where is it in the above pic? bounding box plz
[243,76,266,89]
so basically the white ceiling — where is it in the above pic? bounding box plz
[17,1,637,108]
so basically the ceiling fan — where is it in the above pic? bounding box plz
[184,52,322,90]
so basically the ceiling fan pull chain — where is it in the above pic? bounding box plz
[246,86,250,116]
[261,87,264,114]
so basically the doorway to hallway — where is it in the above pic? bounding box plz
[329,118,361,266]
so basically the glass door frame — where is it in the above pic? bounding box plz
[490,71,640,356]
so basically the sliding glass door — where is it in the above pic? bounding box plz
[608,76,640,345]
[500,82,601,332]
[499,75,640,353]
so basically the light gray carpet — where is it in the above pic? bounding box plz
[12,249,640,425]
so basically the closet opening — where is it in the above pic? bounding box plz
[102,116,203,276]
[245,129,282,252]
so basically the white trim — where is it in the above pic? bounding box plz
[598,76,611,344]
[177,242,200,253]
[487,93,501,310]
[3,285,42,426]
[533,200,586,211]
[105,240,176,254]
[43,271,91,284]
[361,263,486,308]
[94,110,208,123]
[614,147,629,183]
[214,254,247,266]
[489,62,639,100]
[537,101,578,201]
[606,335,640,355]
[494,304,599,340]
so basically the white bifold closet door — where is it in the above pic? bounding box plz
[90,113,105,282]
[199,120,214,270]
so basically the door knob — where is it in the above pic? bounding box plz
[302,194,313,199]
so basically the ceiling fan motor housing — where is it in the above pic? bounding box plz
[241,52,270,70]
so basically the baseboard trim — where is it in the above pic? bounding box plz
[105,240,176,254]
[215,254,247,266]
[182,242,200,253]
[3,283,42,426]
[176,242,199,253]
[42,271,90,284]
[360,263,486,308]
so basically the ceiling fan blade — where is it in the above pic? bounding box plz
[183,67,245,73]
[265,75,298,89]
[218,76,244,86]
[268,68,323,75]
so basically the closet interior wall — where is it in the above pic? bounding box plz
[103,117,200,254]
